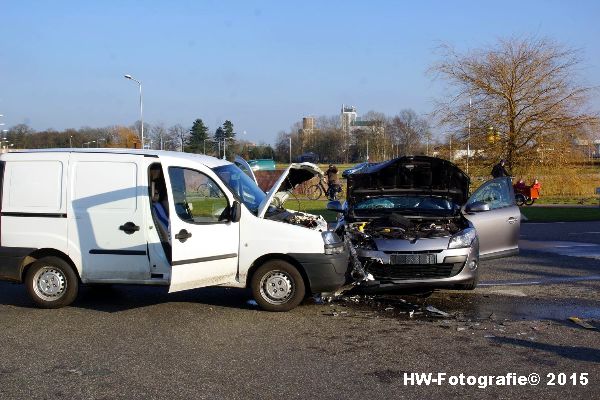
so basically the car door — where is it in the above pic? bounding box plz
[234,155,258,184]
[165,165,239,292]
[69,154,150,281]
[462,177,520,259]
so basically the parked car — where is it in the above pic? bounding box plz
[0,149,347,311]
[328,156,520,292]
[341,162,377,178]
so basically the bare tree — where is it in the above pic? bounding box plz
[431,36,598,168]
[387,109,430,157]
[168,124,188,152]
[150,123,168,150]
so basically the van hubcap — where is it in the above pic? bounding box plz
[259,270,294,305]
[33,267,67,300]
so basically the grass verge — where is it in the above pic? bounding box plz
[520,207,600,222]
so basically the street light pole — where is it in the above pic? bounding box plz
[124,74,143,148]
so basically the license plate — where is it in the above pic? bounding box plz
[390,254,436,264]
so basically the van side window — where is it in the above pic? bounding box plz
[168,167,229,224]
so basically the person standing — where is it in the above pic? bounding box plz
[325,164,340,200]
[491,159,510,178]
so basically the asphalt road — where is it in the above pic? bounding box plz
[0,222,599,399]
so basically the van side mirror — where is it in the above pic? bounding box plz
[230,201,242,222]
[326,200,344,213]
[465,201,490,213]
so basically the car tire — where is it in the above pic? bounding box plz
[251,260,306,312]
[25,256,79,309]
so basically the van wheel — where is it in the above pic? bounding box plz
[25,257,78,308]
[251,260,305,312]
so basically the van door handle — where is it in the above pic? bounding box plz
[175,229,192,243]
[119,222,140,234]
[507,217,518,224]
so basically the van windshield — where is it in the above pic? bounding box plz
[212,164,266,215]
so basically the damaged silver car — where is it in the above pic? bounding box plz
[328,156,520,292]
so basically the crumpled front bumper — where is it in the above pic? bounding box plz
[354,239,479,292]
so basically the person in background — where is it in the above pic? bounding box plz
[514,179,527,193]
[491,159,510,178]
[325,164,341,200]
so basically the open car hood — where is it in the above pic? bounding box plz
[257,162,324,218]
[347,156,470,206]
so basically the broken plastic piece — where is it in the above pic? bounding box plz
[425,305,451,317]
[568,316,595,329]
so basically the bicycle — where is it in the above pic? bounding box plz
[306,177,344,200]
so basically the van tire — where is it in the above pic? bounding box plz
[251,260,305,312]
[25,257,79,308]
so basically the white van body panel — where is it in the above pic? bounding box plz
[1,153,69,263]
[68,153,151,282]
[236,206,325,285]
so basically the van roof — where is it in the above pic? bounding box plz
[3,148,231,168]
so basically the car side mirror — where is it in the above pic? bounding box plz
[465,201,490,213]
[326,200,344,213]
[230,201,242,222]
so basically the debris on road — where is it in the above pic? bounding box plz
[568,316,596,329]
[425,305,452,318]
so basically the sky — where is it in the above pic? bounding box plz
[1,0,599,145]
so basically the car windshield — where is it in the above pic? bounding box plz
[212,164,266,215]
[353,196,457,215]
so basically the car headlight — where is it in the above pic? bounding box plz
[322,231,344,255]
[448,228,476,249]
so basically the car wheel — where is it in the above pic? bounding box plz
[251,260,306,312]
[25,256,79,308]
[306,184,322,200]
[515,194,525,207]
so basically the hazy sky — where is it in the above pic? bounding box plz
[1,0,599,144]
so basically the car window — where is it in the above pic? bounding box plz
[168,167,229,224]
[467,178,513,210]
[213,164,266,215]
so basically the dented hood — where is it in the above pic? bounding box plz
[347,156,470,206]
[257,162,324,218]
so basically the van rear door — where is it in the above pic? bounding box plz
[69,153,150,281]
[165,165,239,292]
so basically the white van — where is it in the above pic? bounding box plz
[0,149,348,311]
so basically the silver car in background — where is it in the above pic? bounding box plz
[329,156,520,292]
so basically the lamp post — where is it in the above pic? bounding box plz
[69,135,73,148]
[124,74,143,148]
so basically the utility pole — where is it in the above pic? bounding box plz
[289,136,292,163]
